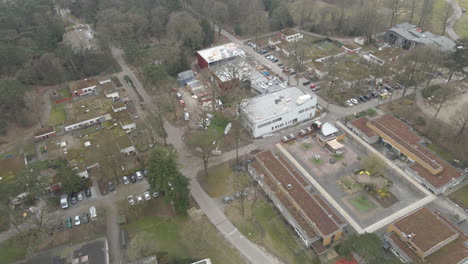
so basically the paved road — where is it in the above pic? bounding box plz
[445,0,463,40]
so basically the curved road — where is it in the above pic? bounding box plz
[445,0,463,40]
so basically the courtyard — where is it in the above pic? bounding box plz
[281,132,427,228]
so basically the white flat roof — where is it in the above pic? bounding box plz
[241,87,315,124]
[197,43,244,64]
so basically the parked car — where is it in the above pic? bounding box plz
[143,169,148,176]
[123,176,129,185]
[108,182,115,192]
[127,195,135,205]
[272,58,279,62]
[144,191,151,200]
[136,171,143,180]
[77,192,84,201]
[130,174,137,183]
[65,217,72,228]
[302,80,311,86]
[311,86,321,92]
[60,195,68,209]
[363,95,371,101]
[350,98,359,104]
[152,192,160,198]
[395,83,405,90]
[70,193,78,204]
[82,213,89,224]
[359,96,366,102]
[223,196,234,204]
[136,195,143,203]
[90,206,97,221]
[74,215,81,226]
[85,187,92,197]
[281,133,296,143]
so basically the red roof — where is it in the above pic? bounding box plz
[335,258,358,264]
[350,116,376,138]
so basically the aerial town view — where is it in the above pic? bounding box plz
[1,0,468,264]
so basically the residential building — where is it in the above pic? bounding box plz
[277,29,303,43]
[63,24,98,52]
[63,94,113,132]
[240,87,317,138]
[385,22,456,51]
[249,151,346,254]
[111,101,127,112]
[19,237,109,264]
[34,127,56,141]
[384,207,467,264]
[178,70,196,86]
[349,114,464,194]
[112,110,136,133]
[196,43,244,69]
[361,46,407,66]
[69,79,100,97]
[341,42,362,54]
[102,82,119,101]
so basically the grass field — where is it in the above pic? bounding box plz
[427,143,455,161]
[48,101,66,126]
[310,157,324,165]
[198,162,246,198]
[125,215,245,264]
[455,0,468,39]
[451,185,468,207]
[0,235,28,264]
[350,194,377,212]
[226,199,317,264]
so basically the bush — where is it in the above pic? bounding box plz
[355,111,366,118]
[415,116,426,126]
[367,108,377,116]
[211,113,230,131]
[422,85,441,98]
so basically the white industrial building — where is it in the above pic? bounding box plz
[240,87,317,138]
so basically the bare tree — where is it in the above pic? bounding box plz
[408,0,422,23]
[451,103,468,137]
[287,40,308,86]
[387,0,406,27]
[432,83,457,120]
[231,172,251,218]
[440,2,453,35]
[418,0,434,28]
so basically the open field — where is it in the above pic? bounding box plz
[225,198,317,264]
[0,234,28,264]
[198,162,245,198]
[350,194,377,212]
[455,0,468,38]
[47,101,66,126]
[451,185,468,208]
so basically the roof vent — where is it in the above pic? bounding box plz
[275,99,281,104]
[287,184,292,189]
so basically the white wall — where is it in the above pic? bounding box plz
[120,122,136,133]
[64,113,112,131]
[245,96,317,138]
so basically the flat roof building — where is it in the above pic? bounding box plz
[385,208,467,264]
[385,22,456,51]
[240,87,317,138]
[196,43,244,69]
[249,151,346,254]
[348,114,464,194]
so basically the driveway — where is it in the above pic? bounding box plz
[444,0,463,40]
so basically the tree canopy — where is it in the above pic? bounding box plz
[147,146,190,213]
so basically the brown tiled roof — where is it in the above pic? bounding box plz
[251,162,319,240]
[276,154,308,187]
[393,208,458,253]
[350,116,376,138]
[389,210,468,264]
[256,151,343,237]
[69,79,99,92]
[410,162,462,188]
[368,114,442,172]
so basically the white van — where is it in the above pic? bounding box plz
[60,195,69,209]
[90,206,97,221]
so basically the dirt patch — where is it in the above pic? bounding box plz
[119,197,177,224]
[369,191,398,208]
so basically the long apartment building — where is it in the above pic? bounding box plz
[248,151,346,255]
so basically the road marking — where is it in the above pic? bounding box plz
[225,228,237,237]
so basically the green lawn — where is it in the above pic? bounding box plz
[302,143,312,150]
[125,215,244,264]
[310,157,323,165]
[351,194,377,212]
[226,199,317,264]
[451,185,468,208]
[59,86,72,98]
[0,235,28,264]
[48,101,66,126]
[427,143,455,161]
[455,0,468,38]
[198,162,246,198]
